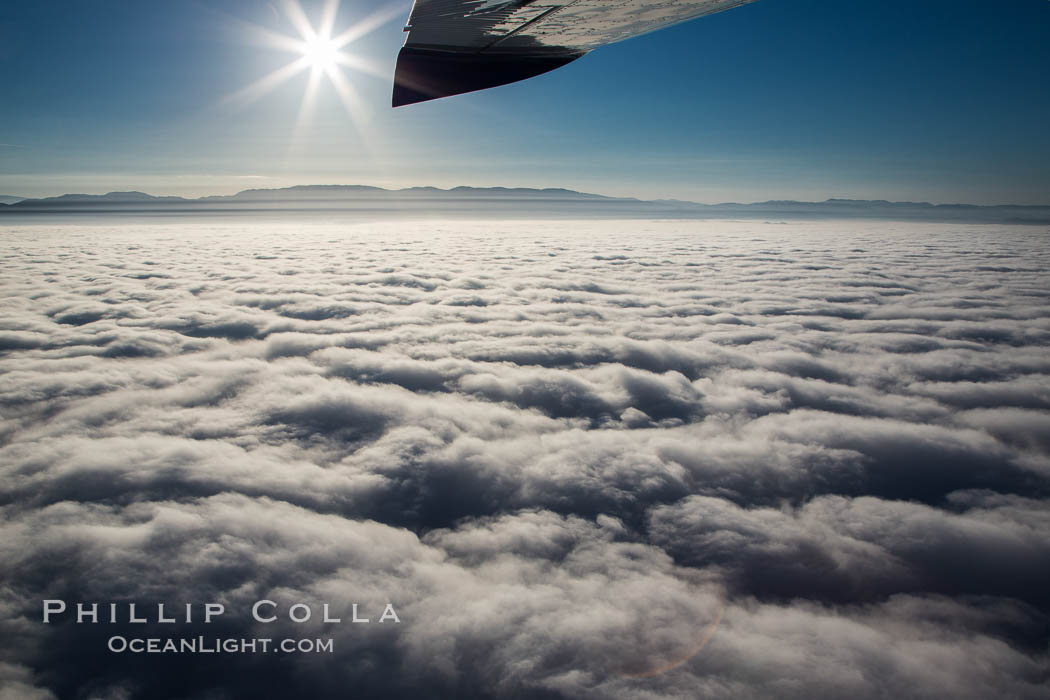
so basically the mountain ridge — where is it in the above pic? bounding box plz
[2,185,1048,224]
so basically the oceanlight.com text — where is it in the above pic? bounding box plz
[107,636,335,654]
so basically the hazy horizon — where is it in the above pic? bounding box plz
[5,181,1050,208]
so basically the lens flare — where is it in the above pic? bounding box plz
[225,0,403,131]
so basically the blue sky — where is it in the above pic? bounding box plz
[1,0,1048,203]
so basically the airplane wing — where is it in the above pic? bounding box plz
[392,0,759,106]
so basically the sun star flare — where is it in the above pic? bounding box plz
[227,0,402,133]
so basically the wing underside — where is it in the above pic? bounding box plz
[393,0,758,106]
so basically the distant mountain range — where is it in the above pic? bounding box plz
[0,195,26,205]
[2,185,1048,224]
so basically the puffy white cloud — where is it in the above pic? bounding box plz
[0,218,1048,698]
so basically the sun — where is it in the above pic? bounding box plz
[226,0,404,131]
[302,34,340,71]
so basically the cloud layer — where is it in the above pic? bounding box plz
[1,218,1048,699]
